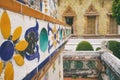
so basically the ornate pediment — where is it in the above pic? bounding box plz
[86,4,97,12]
[85,4,99,16]
[62,6,76,16]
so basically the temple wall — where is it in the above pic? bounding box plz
[57,0,113,35]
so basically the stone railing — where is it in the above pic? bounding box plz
[100,52,120,80]
[63,51,120,80]
[63,51,102,78]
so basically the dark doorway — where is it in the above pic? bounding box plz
[65,16,74,34]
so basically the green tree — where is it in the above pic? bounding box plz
[108,40,120,59]
[112,0,120,25]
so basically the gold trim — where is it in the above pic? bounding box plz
[0,0,70,27]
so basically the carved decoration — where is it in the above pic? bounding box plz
[62,6,76,16]
[86,4,97,13]
[85,4,99,16]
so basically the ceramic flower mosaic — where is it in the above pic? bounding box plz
[48,24,60,53]
[0,11,28,80]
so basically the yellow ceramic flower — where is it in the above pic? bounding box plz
[0,61,3,74]
[4,62,14,80]
[0,11,11,39]
[0,11,28,80]
[13,54,24,66]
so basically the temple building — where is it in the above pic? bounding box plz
[57,0,118,35]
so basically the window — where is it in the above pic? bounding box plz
[65,16,74,34]
[109,15,118,34]
[86,16,96,34]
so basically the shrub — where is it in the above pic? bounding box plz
[76,41,94,51]
[96,47,101,51]
[108,40,120,59]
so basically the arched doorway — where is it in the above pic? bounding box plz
[62,6,76,34]
[84,4,99,35]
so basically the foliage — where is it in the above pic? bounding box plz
[63,60,71,71]
[112,0,120,25]
[87,61,96,69]
[76,41,94,51]
[74,61,83,69]
[96,47,101,51]
[108,40,120,59]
